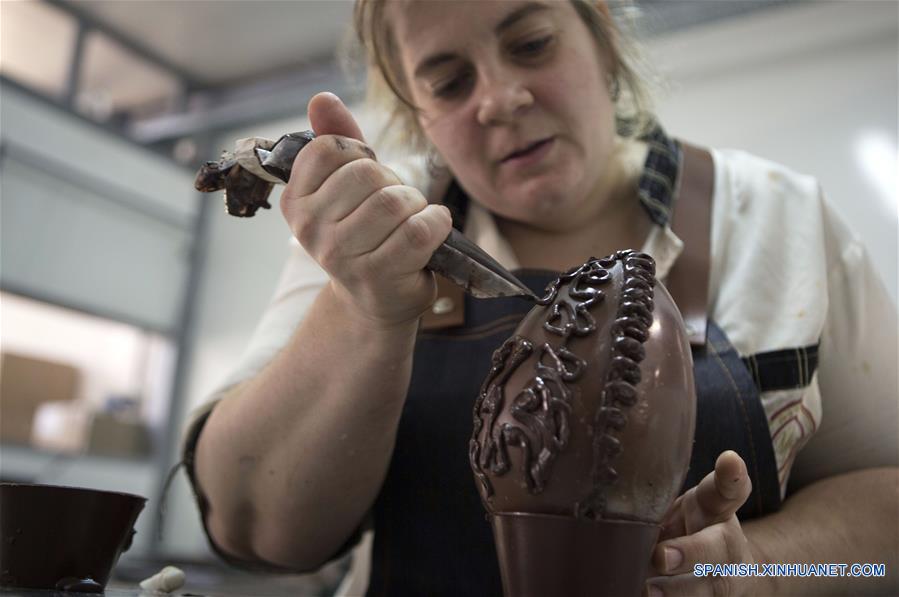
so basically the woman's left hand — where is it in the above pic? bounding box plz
[644,450,767,597]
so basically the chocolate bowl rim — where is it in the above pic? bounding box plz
[0,482,147,503]
[0,482,147,592]
[491,511,660,527]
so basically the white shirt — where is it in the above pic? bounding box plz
[182,145,898,593]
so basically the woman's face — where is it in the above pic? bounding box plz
[392,0,618,229]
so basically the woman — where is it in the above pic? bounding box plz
[183,1,898,595]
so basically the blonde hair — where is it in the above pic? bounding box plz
[344,0,659,155]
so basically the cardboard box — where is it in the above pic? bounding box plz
[0,352,79,445]
[87,413,151,458]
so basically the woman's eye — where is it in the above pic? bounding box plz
[433,72,472,98]
[513,35,553,57]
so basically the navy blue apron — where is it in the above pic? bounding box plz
[365,268,782,597]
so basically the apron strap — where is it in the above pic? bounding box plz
[666,142,715,347]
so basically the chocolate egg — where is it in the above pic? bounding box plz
[470,251,696,597]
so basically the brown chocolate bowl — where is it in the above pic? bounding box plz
[0,483,146,593]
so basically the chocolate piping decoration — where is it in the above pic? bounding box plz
[471,251,657,517]
[575,250,656,520]
[472,257,617,499]
[470,336,534,498]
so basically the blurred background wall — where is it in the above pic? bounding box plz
[1,0,895,589]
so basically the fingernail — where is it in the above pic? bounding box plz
[646,583,663,597]
[664,547,682,572]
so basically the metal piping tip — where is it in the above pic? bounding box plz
[428,229,538,300]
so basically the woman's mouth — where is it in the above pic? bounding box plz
[502,138,555,168]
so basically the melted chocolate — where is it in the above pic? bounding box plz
[194,159,234,192]
[222,166,273,218]
[193,131,315,218]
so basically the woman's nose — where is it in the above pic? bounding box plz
[476,70,534,126]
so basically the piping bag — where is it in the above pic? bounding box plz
[195,131,536,300]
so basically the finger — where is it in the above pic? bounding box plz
[658,494,687,541]
[308,92,366,142]
[283,156,403,256]
[685,450,752,533]
[310,158,404,224]
[687,451,751,534]
[652,516,748,576]
[659,452,751,543]
[645,571,737,597]
[283,135,380,199]
[707,451,751,504]
[365,204,453,277]
[332,185,429,257]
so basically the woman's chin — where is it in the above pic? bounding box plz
[522,186,584,220]
[492,197,584,232]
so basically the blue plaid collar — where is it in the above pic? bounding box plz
[636,122,681,227]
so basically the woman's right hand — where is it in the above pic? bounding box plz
[280,92,453,330]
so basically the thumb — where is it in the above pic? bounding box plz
[685,450,751,534]
[307,92,366,143]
